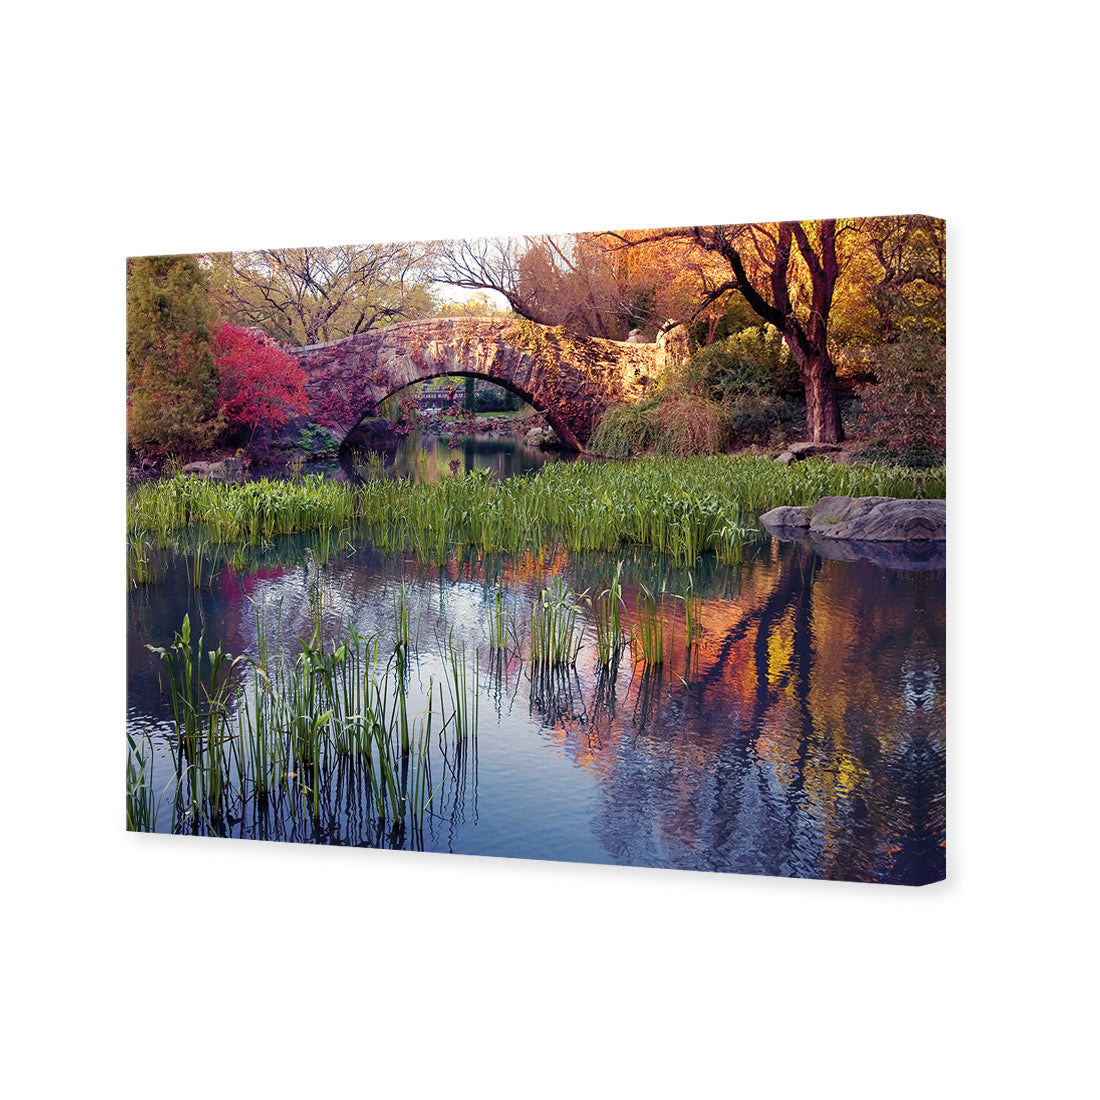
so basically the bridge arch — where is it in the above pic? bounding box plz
[357,369,541,438]
[288,317,667,451]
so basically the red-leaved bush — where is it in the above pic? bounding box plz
[214,323,309,434]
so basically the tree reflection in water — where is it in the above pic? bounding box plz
[585,542,945,884]
[128,535,945,884]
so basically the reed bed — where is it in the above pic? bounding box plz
[128,456,943,571]
[529,577,587,666]
[133,607,480,841]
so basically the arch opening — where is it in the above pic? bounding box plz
[341,370,576,452]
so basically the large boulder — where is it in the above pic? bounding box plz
[759,505,810,530]
[524,425,561,450]
[761,495,946,570]
[809,496,946,541]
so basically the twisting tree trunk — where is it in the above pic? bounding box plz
[692,220,844,443]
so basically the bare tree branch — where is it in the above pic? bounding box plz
[211,243,438,345]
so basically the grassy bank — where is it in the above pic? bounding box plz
[127,454,944,570]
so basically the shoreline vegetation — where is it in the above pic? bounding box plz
[127,455,944,841]
[127,455,944,576]
[130,600,479,839]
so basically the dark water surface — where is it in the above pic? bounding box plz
[339,427,576,483]
[128,443,945,886]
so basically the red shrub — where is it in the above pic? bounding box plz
[215,323,308,433]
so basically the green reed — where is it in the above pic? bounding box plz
[127,538,154,587]
[184,538,224,589]
[141,606,480,839]
[145,614,242,824]
[529,577,588,666]
[586,560,630,667]
[635,583,666,666]
[146,614,240,745]
[125,733,161,831]
[443,632,479,741]
[392,582,415,655]
[351,450,387,480]
[487,586,519,652]
[683,572,702,650]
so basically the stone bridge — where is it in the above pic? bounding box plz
[289,317,683,450]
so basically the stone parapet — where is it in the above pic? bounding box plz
[289,318,662,450]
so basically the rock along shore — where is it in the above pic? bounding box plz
[759,496,946,571]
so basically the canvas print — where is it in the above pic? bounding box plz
[126,217,946,885]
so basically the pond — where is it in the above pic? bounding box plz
[337,426,577,483]
[127,443,945,887]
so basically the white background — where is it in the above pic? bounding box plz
[4,2,1094,1096]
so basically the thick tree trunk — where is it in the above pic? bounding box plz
[792,345,844,443]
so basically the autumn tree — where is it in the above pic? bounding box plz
[863,215,945,344]
[435,233,666,339]
[438,219,945,447]
[437,229,759,345]
[207,243,438,346]
[214,323,309,441]
[126,254,223,454]
[686,220,848,443]
[594,229,738,342]
[856,217,946,464]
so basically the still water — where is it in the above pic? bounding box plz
[338,426,575,483]
[127,436,945,886]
